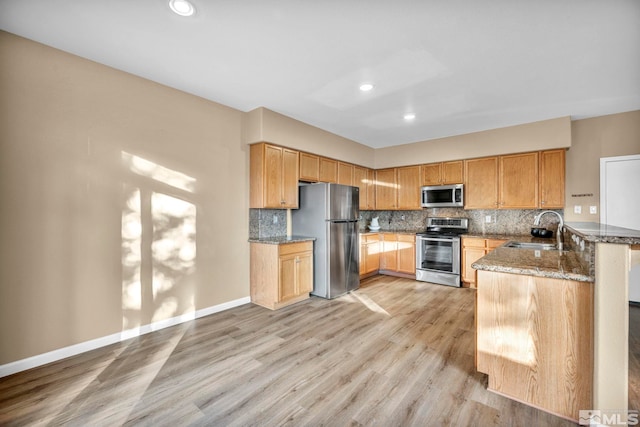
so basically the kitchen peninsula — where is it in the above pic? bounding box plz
[473,222,640,423]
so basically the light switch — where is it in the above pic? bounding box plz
[574,205,582,214]
[590,205,598,214]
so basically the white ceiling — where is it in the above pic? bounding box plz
[1,0,639,148]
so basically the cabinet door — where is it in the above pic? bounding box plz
[397,166,421,210]
[282,148,299,208]
[462,247,485,286]
[365,241,380,274]
[539,149,565,209]
[279,254,298,302]
[337,162,354,186]
[264,145,285,208]
[464,157,499,209]
[359,239,366,275]
[297,252,313,294]
[396,235,416,274]
[375,168,397,210]
[442,161,464,184]
[499,152,538,209]
[319,158,337,183]
[380,234,397,271]
[353,166,368,210]
[299,152,319,182]
[366,169,376,210]
[422,163,442,186]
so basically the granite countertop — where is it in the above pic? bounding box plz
[248,235,316,245]
[472,245,593,282]
[565,222,640,245]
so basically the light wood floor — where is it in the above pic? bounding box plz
[1,276,582,426]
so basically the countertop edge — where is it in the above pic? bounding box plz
[248,236,316,245]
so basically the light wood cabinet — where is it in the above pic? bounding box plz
[337,162,354,186]
[375,166,421,210]
[396,234,416,275]
[464,157,499,209]
[359,233,380,278]
[250,143,299,209]
[354,166,375,210]
[476,270,592,421]
[250,241,313,310]
[299,152,320,182]
[422,161,463,185]
[539,149,565,208]
[499,152,538,209]
[319,158,338,183]
[396,166,421,210]
[461,237,507,287]
[375,168,397,210]
[379,233,415,276]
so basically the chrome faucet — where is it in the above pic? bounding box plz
[534,210,564,251]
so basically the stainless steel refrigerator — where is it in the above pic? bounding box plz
[292,183,360,299]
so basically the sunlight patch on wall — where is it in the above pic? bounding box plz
[122,151,196,193]
[122,188,142,330]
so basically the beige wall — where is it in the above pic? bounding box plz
[565,111,640,222]
[374,116,571,168]
[0,31,249,364]
[244,107,375,168]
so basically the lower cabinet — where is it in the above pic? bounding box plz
[379,233,416,277]
[250,241,313,310]
[476,270,592,422]
[359,234,380,278]
[462,237,507,287]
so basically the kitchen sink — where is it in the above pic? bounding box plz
[504,241,558,250]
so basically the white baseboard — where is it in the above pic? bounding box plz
[0,297,251,378]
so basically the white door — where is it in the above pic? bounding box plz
[600,154,640,302]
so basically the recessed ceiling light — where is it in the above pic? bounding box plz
[169,0,196,16]
[359,83,374,92]
[404,113,416,121]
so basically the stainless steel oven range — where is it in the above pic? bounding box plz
[416,217,469,287]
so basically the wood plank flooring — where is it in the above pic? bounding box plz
[1,276,583,426]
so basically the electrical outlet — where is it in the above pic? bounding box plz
[401,215,405,220]
[590,205,598,214]
[574,205,582,214]
[273,214,278,224]
[485,215,492,223]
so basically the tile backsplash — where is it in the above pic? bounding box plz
[250,207,565,238]
[358,208,564,235]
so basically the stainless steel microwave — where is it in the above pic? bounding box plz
[421,184,464,208]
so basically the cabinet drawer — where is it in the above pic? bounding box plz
[279,241,313,256]
[362,234,380,243]
[397,234,416,243]
[462,237,485,248]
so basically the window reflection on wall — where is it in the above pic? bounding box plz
[120,152,197,336]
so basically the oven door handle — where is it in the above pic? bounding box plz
[417,237,456,243]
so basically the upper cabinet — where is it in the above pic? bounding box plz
[499,152,538,209]
[396,166,422,210]
[464,150,564,210]
[319,158,338,183]
[375,168,397,210]
[354,166,376,210]
[337,162,354,186]
[464,157,499,209]
[375,166,421,210]
[250,143,299,209]
[539,149,565,209]
[422,161,464,186]
[299,152,320,182]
